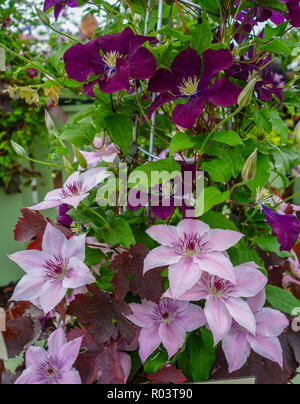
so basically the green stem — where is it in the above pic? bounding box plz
[227,180,247,202]
[49,24,80,44]
[277,189,300,206]
[0,42,63,86]
[25,156,64,168]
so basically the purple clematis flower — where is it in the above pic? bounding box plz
[44,0,78,21]
[15,327,82,384]
[63,27,158,96]
[57,204,73,227]
[286,0,300,26]
[28,167,109,211]
[222,290,289,373]
[144,219,244,298]
[262,204,300,251]
[127,298,206,363]
[148,46,242,129]
[165,262,267,344]
[9,223,95,314]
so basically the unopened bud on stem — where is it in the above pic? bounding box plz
[238,74,260,109]
[45,110,55,131]
[11,141,26,157]
[242,148,258,182]
[35,7,50,26]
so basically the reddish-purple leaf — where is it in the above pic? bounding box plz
[147,365,187,384]
[110,244,164,303]
[68,286,136,347]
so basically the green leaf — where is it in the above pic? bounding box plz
[169,133,195,156]
[213,130,243,146]
[253,109,272,133]
[201,158,232,182]
[61,122,95,147]
[102,217,135,249]
[266,285,300,315]
[259,39,292,56]
[85,247,106,267]
[253,236,290,258]
[200,212,240,231]
[264,21,289,42]
[190,16,213,54]
[188,329,216,382]
[157,26,192,42]
[144,349,168,374]
[131,158,181,186]
[196,187,229,216]
[105,114,133,155]
[265,109,289,144]
[228,247,265,268]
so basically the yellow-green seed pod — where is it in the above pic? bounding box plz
[238,76,259,109]
[242,148,258,182]
[293,121,300,146]
[11,141,26,157]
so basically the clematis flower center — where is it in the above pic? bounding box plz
[179,76,200,97]
[39,356,61,383]
[152,299,177,324]
[173,233,207,257]
[102,51,122,71]
[202,273,235,297]
[44,255,70,281]
[60,180,85,198]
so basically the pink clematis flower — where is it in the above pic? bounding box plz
[29,167,109,210]
[165,262,267,344]
[144,219,244,298]
[78,137,118,170]
[9,223,95,314]
[283,250,300,287]
[127,298,206,363]
[15,327,82,384]
[222,290,289,373]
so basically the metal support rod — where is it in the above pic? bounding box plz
[138,146,162,161]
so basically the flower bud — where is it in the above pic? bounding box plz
[238,75,259,109]
[242,148,257,182]
[35,7,50,26]
[45,110,55,131]
[293,121,300,146]
[11,141,26,157]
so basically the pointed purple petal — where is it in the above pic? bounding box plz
[99,58,130,93]
[195,253,236,284]
[262,204,300,251]
[202,229,244,252]
[204,296,232,345]
[203,78,242,107]
[42,223,66,256]
[58,369,82,384]
[12,274,46,302]
[248,335,284,368]
[230,262,267,298]
[168,257,203,299]
[225,298,256,336]
[127,301,156,328]
[8,250,48,273]
[176,219,210,239]
[148,93,177,118]
[255,308,289,338]
[171,47,202,80]
[138,326,161,363]
[48,327,67,355]
[144,246,181,273]
[39,281,67,314]
[201,49,233,83]
[63,257,95,289]
[175,303,206,331]
[222,330,251,373]
[148,68,180,94]
[128,47,157,80]
[172,97,205,129]
[159,322,186,359]
[64,41,104,82]
[25,346,47,368]
[62,234,86,262]
[97,27,134,55]
[247,289,266,314]
[59,337,82,371]
[146,225,179,246]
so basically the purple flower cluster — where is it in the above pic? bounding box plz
[64,27,158,96]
